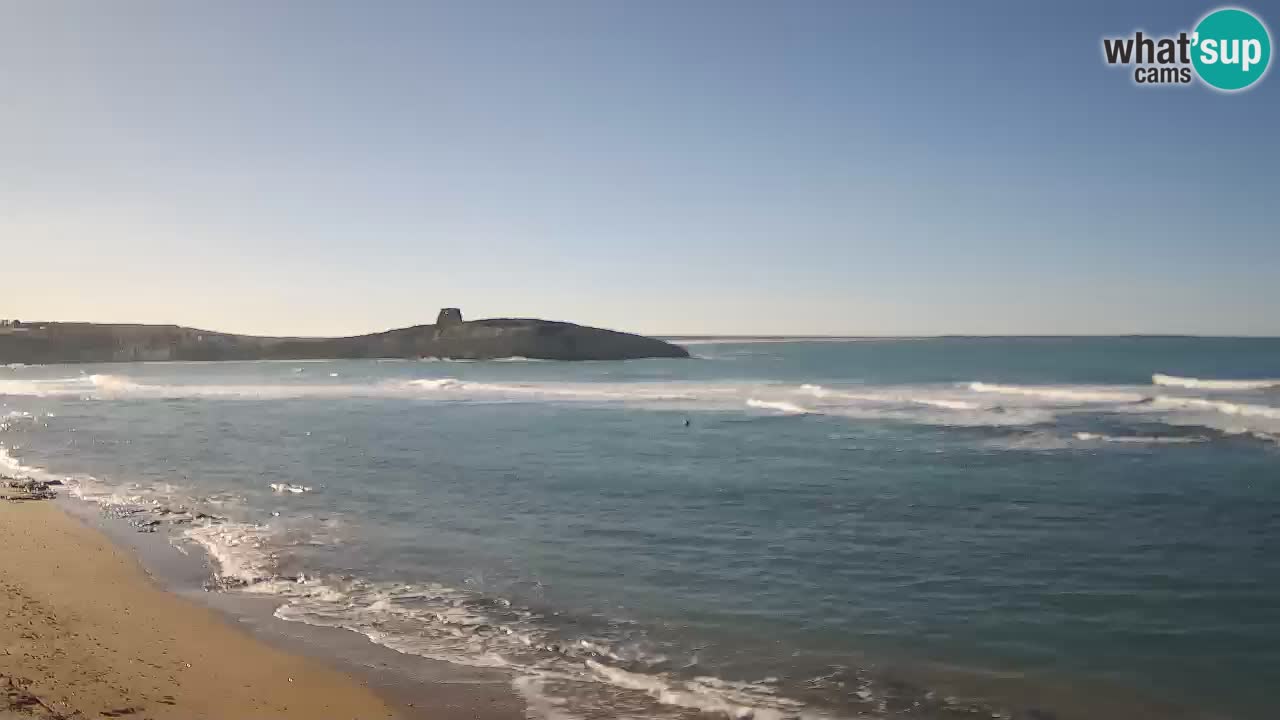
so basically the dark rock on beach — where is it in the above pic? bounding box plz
[1,478,57,501]
[0,308,689,363]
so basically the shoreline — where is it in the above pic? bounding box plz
[1,439,1244,720]
[0,485,524,720]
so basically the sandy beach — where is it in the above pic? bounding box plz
[0,489,397,720]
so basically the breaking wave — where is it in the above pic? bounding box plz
[967,382,1148,404]
[7,371,1277,441]
[404,378,700,402]
[161,506,837,720]
[799,384,980,411]
[1152,373,1280,391]
[0,374,364,399]
[746,398,810,415]
[0,376,90,397]
[1073,432,1208,445]
[787,384,1053,427]
[1,372,1074,430]
[1150,395,1280,420]
[89,373,146,393]
[255,574,835,720]
[183,521,280,587]
[0,446,40,479]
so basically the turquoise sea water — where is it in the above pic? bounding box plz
[2,337,1278,719]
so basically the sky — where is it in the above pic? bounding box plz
[1,0,1277,337]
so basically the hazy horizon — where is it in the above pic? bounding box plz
[3,1,1276,337]
[7,315,1280,340]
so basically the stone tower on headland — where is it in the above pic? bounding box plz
[436,308,463,327]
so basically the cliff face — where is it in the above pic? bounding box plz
[0,313,689,364]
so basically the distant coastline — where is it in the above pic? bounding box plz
[664,334,1278,343]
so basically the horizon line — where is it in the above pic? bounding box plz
[662,333,1280,340]
[5,320,1279,342]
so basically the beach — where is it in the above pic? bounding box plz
[3,0,1273,716]
[0,490,397,720]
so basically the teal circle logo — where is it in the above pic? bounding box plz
[1192,8,1271,91]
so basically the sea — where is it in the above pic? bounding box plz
[1,336,1278,720]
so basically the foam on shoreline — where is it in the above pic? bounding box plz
[0,473,399,719]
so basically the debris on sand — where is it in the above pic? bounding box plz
[3,673,75,718]
[1,477,58,501]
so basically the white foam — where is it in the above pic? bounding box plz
[799,384,980,411]
[511,676,585,720]
[0,446,64,483]
[917,397,980,411]
[0,446,28,476]
[1222,428,1280,444]
[266,579,538,669]
[794,384,1052,427]
[3,375,423,400]
[0,376,93,397]
[406,378,471,391]
[403,378,699,403]
[5,370,1186,439]
[269,483,313,494]
[0,372,1076,430]
[746,398,809,414]
[1151,395,1280,420]
[234,567,836,720]
[967,382,1147,404]
[1112,393,1280,445]
[1072,432,1207,445]
[182,521,279,586]
[1152,373,1280,391]
[1,448,205,521]
[3,450,261,581]
[586,661,814,720]
[87,373,158,395]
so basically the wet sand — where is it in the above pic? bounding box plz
[0,491,398,719]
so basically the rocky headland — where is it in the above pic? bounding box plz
[0,309,689,364]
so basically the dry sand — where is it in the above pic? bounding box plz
[0,492,398,719]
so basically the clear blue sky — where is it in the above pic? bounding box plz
[2,1,1276,336]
